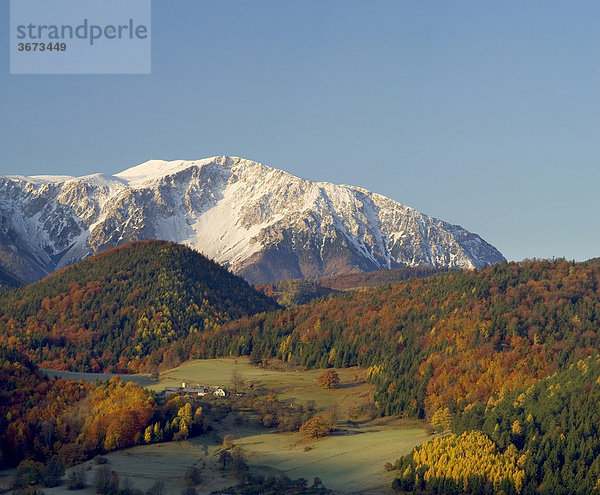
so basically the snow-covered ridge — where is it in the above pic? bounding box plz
[0,156,505,283]
[116,158,217,186]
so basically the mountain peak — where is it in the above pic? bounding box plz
[0,156,505,283]
[113,156,260,187]
[115,158,206,186]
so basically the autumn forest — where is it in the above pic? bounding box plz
[2,240,600,493]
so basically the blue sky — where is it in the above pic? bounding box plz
[1,1,598,262]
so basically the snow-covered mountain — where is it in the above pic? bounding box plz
[0,156,505,283]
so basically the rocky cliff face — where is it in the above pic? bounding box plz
[0,156,505,283]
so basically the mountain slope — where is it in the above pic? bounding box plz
[0,240,278,372]
[449,356,600,494]
[0,156,505,283]
[0,265,23,290]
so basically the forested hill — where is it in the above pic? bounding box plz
[391,355,600,494]
[0,240,278,372]
[4,245,600,422]
[201,259,600,418]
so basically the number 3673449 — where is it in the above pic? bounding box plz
[17,42,67,52]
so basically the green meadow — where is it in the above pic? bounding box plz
[36,358,428,494]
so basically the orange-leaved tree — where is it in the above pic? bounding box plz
[317,369,340,389]
[299,415,331,438]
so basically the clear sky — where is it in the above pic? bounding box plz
[1,1,598,262]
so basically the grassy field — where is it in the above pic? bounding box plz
[149,358,426,493]
[153,357,375,416]
[39,436,242,495]
[30,358,428,494]
[234,417,426,494]
[33,416,424,495]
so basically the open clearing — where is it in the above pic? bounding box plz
[40,436,241,495]
[154,357,375,415]
[35,417,425,495]
[154,358,427,492]
[234,417,427,494]
[29,358,428,494]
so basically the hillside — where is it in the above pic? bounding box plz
[0,156,504,283]
[0,347,91,467]
[391,356,600,494]
[5,252,600,493]
[0,345,200,472]
[188,259,600,419]
[0,240,278,372]
[4,253,598,417]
